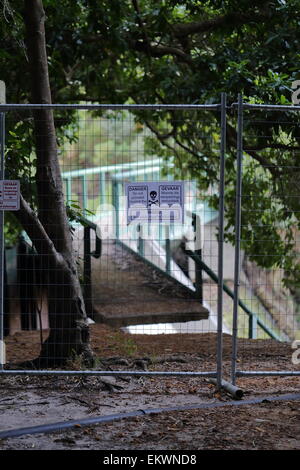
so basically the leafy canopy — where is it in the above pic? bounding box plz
[1,0,300,292]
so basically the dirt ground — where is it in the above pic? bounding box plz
[0,325,299,451]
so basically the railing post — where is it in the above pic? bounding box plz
[194,248,203,302]
[81,175,87,214]
[249,314,258,339]
[165,225,171,274]
[191,213,203,301]
[65,178,72,204]
[83,226,93,318]
[99,171,107,205]
[137,224,144,256]
[112,180,119,240]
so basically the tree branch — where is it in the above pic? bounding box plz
[130,7,271,66]
[133,40,193,65]
[14,194,66,268]
[172,8,272,38]
[244,144,300,152]
[227,122,281,177]
[143,119,183,165]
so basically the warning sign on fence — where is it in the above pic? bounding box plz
[0,180,20,211]
[125,181,184,224]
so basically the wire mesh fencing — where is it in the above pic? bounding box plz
[0,98,299,388]
[0,101,226,385]
[231,98,300,381]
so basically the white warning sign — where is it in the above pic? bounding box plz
[125,181,184,224]
[0,180,20,211]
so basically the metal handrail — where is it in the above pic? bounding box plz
[74,214,102,258]
[185,249,282,341]
[62,158,165,207]
[72,214,101,318]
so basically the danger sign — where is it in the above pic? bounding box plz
[125,181,184,224]
[0,180,20,211]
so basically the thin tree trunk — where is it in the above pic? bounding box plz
[24,0,71,251]
[20,0,94,366]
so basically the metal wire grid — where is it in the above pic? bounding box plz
[3,99,298,385]
[231,97,300,381]
[0,101,226,386]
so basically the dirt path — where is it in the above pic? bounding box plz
[1,326,299,450]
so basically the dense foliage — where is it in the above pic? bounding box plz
[1,0,300,295]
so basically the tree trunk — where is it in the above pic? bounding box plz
[19,0,94,367]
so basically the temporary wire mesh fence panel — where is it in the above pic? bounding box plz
[2,103,225,378]
[232,102,300,379]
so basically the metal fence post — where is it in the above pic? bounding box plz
[231,94,244,385]
[0,81,5,370]
[216,92,226,389]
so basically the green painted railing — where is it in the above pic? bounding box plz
[185,250,282,341]
[62,158,165,208]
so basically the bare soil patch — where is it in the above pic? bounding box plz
[1,325,299,450]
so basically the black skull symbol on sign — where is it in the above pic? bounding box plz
[148,190,158,206]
